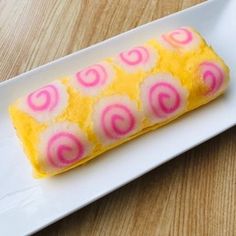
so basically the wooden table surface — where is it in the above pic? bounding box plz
[1,0,235,235]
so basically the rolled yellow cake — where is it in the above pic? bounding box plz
[9,27,230,178]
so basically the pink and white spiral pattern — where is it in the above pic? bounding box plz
[199,61,226,95]
[40,122,91,170]
[72,62,115,95]
[93,96,141,144]
[116,45,158,73]
[141,73,188,123]
[159,27,200,51]
[19,81,68,122]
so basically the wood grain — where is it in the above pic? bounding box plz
[0,0,235,235]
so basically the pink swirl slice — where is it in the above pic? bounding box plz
[72,62,115,95]
[199,61,226,95]
[19,81,68,122]
[159,27,200,51]
[40,122,91,170]
[141,73,188,123]
[116,45,158,73]
[27,84,58,112]
[47,132,84,168]
[93,96,141,144]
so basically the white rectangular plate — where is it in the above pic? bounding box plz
[0,0,236,235]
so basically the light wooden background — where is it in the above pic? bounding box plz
[1,0,236,235]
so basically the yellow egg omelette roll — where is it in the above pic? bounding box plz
[9,27,230,178]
